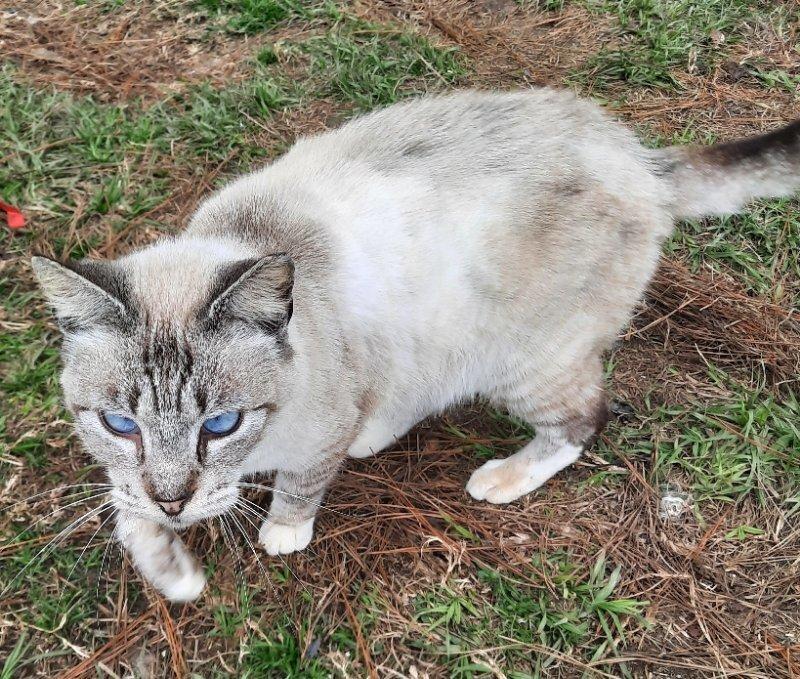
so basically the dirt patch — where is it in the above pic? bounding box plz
[0,1,253,102]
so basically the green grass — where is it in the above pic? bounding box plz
[0,524,111,630]
[302,19,466,109]
[599,384,800,505]
[241,616,329,678]
[197,0,335,34]
[670,199,800,304]
[195,0,465,109]
[573,0,788,90]
[0,634,29,679]
[0,323,62,470]
[750,67,800,94]
[412,552,647,677]
[516,0,566,10]
[198,0,296,33]
[0,64,297,248]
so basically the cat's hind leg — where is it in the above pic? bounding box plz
[467,355,608,504]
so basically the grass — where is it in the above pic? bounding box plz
[1,0,798,675]
[197,0,335,34]
[0,324,62,471]
[241,617,329,678]
[198,0,298,34]
[671,199,800,305]
[0,634,29,679]
[412,553,648,677]
[302,18,465,109]
[573,0,791,90]
[0,522,112,631]
[601,385,800,504]
[516,0,567,10]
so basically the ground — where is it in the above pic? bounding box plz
[0,0,798,677]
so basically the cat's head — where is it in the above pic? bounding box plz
[31,238,295,529]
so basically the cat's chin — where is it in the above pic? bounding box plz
[169,503,239,530]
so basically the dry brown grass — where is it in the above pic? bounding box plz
[0,0,252,102]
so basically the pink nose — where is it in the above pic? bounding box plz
[157,500,185,515]
[153,492,193,516]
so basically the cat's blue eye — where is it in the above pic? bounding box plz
[102,412,140,436]
[201,411,241,436]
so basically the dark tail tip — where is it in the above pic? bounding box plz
[701,119,800,166]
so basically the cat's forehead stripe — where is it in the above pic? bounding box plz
[139,321,195,414]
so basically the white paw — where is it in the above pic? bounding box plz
[259,517,315,556]
[159,564,206,603]
[466,445,581,504]
[466,458,538,503]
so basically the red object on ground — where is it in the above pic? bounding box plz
[0,200,25,229]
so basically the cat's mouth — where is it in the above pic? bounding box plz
[159,495,240,529]
[111,486,240,529]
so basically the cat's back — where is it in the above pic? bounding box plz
[283,88,643,182]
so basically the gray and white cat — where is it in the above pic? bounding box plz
[32,90,799,601]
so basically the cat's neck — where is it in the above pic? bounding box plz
[185,173,333,271]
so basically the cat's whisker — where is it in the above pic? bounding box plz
[59,508,117,608]
[235,496,270,521]
[235,500,326,559]
[275,552,313,599]
[218,515,246,586]
[2,490,112,547]
[228,507,282,602]
[231,500,314,596]
[2,501,112,598]
[232,501,270,531]
[95,517,118,602]
[237,482,353,520]
[0,483,113,512]
[236,499,323,561]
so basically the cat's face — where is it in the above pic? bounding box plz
[32,242,294,529]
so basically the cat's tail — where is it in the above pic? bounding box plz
[654,120,800,219]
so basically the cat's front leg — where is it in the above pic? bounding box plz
[115,512,206,602]
[258,462,340,556]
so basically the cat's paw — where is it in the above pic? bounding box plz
[116,515,206,602]
[466,445,581,504]
[159,563,206,603]
[259,517,315,555]
[466,458,532,503]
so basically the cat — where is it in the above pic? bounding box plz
[32,89,799,601]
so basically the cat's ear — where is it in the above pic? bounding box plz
[204,254,294,334]
[31,256,129,333]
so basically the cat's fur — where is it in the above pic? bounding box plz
[32,90,800,601]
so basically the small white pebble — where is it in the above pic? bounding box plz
[659,488,692,521]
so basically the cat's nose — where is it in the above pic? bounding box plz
[153,491,193,516]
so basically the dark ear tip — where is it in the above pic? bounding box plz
[270,252,294,268]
